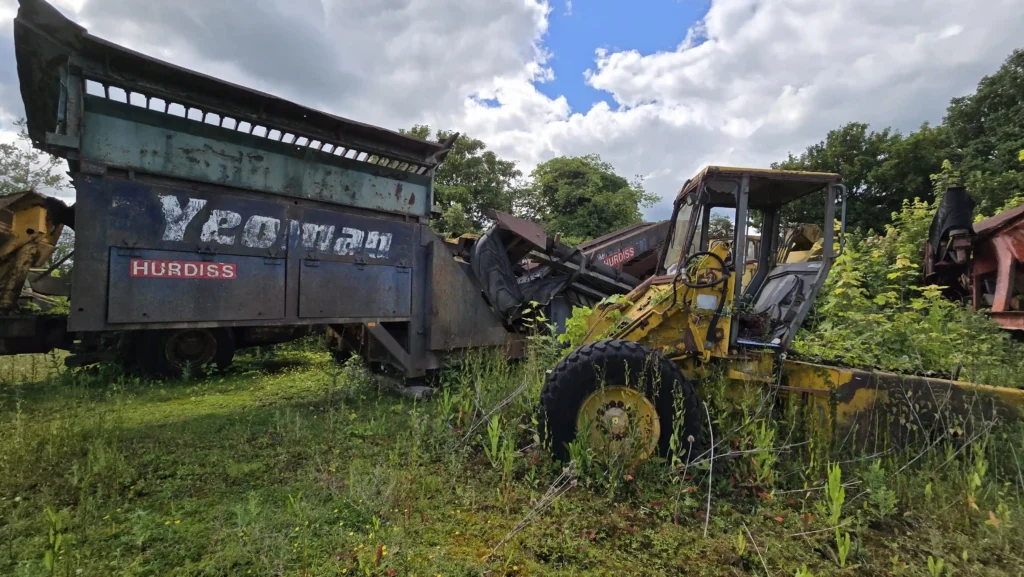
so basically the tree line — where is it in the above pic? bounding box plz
[400,126,658,245]
[777,49,1024,230]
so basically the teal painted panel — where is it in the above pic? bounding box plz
[79,98,432,217]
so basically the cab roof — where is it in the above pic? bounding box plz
[677,166,841,210]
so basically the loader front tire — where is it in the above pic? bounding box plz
[540,339,701,463]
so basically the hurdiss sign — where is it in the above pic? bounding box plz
[601,246,635,267]
[130,259,237,280]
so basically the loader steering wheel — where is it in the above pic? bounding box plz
[681,251,728,289]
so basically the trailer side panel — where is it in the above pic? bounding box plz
[70,173,418,332]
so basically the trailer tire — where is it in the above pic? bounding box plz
[136,328,235,377]
[540,339,701,463]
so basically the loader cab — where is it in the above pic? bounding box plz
[658,167,845,351]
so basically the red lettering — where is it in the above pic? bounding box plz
[168,263,182,276]
[184,263,199,277]
[222,264,236,279]
[207,264,220,278]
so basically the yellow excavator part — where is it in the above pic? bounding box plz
[0,191,66,312]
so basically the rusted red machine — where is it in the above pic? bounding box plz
[925,186,1024,332]
[577,220,670,280]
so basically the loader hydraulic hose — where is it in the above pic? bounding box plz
[680,251,728,289]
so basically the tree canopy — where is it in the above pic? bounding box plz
[404,127,656,243]
[527,154,659,244]
[402,125,524,238]
[0,120,66,197]
[773,122,949,232]
[708,214,734,240]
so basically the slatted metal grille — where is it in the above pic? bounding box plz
[85,79,431,175]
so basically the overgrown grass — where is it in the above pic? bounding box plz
[1,336,1023,576]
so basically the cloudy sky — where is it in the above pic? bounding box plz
[1,0,1022,218]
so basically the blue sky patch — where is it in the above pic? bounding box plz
[536,0,710,113]
[471,95,502,108]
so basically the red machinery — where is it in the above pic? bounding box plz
[925,187,1024,332]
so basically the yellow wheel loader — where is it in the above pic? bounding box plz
[540,166,1024,462]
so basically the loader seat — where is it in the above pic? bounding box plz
[738,262,821,343]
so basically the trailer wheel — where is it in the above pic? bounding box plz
[540,339,701,463]
[137,329,235,377]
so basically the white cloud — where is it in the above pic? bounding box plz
[460,0,1024,218]
[0,0,1022,218]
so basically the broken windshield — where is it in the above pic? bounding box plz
[663,199,696,275]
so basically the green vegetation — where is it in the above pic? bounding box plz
[792,163,1024,385]
[527,154,658,246]
[0,119,67,198]
[402,126,656,245]
[3,336,1024,576]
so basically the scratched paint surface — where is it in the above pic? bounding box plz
[79,99,432,217]
[71,174,418,330]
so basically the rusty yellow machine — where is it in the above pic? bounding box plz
[540,167,1024,461]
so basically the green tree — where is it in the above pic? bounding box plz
[946,49,1024,176]
[403,125,523,237]
[528,154,658,244]
[708,214,734,239]
[0,119,66,197]
[939,50,1024,217]
[774,122,949,232]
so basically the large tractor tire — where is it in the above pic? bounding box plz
[136,328,235,377]
[540,339,702,463]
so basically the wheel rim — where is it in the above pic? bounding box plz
[577,386,661,462]
[165,330,217,370]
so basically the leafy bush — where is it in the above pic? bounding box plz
[793,192,1024,386]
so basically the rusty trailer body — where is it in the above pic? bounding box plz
[926,186,1024,333]
[4,0,639,376]
[5,0,521,375]
[970,205,1024,331]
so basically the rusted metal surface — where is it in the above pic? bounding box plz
[70,172,418,332]
[577,220,669,278]
[15,0,450,171]
[677,166,840,209]
[14,0,453,219]
[426,234,509,351]
[488,210,549,251]
[973,204,1024,238]
[0,191,69,312]
[969,207,1024,331]
[75,101,435,216]
[783,360,1024,449]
